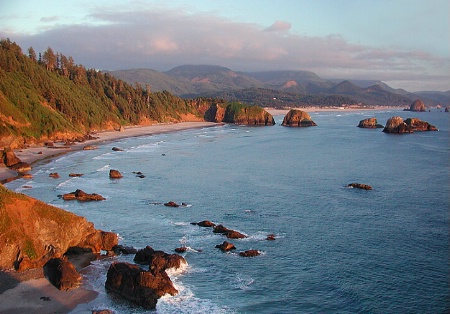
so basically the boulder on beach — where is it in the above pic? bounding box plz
[112,147,124,151]
[82,145,98,150]
[282,109,317,127]
[2,149,21,167]
[61,189,106,201]
[43,257,81,291]
[357,117,384,128]
[9,161,31,173]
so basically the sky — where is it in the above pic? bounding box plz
[0,0,449,92]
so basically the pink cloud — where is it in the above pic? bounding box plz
[264,20,291,32]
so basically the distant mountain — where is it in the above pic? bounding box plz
[109,65,450,108]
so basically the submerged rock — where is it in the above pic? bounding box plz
[215,241,236,252]
[61,189,105,201]
[282,109,317,127]
[239,250,261,257]
[348,183,372,190]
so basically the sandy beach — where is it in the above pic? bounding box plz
[0,121,220,182]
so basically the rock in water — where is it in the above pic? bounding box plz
[357,117,384,128]
[383,116,413,133]
[282,109,317,127]
[109,169,123,179]
[405,99,426,112]
[348,183,373,190]
[404,118,437,131]
[105,262,178,309]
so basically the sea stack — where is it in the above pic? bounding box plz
[282,109,317,127]
[405,99,426,112]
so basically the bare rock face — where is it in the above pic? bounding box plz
[357,117,384,128]
[0,185,118,271]
[105,262,178,310]
[383,116,437,133]
[43,257,81,290]
[406,99,426,112]
[205,103,275,125]
[282,109,317,127]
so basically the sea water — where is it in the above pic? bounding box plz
[6,110,449,313]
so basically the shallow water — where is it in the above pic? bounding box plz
[7,109,449,313]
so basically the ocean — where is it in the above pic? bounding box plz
[5,109,449,313]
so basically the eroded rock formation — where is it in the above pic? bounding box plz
[282,109,317,127]
[61,189,106,201]
[405,99,426,112]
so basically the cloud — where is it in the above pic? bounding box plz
[264,20,291,32]
[40,16,59,23]
[4,7,449,91]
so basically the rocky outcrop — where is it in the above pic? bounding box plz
[215,241,236,252]
[164,201,179,207]
[133,246,187,272]
[404,99,426,112]
[2,149,21,167]
[445,107,449,112]
[49,172,60,178]
[43,257,81,290]
[348,183,372,190]
[383,116,437,133]
[61,189,106,201]
[357,117,384,128]
[205,103,275,125]
[404,118,438,131]
[105,262,178,310]
[0,185,118,271]
[282,109,317,127]
[192,220,216,227]
[109,169,123,179]
[239,250,261,257]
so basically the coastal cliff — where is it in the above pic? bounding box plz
[0,184,118,271]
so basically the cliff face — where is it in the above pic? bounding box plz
[281,109,317,127]
[0,185,118,271]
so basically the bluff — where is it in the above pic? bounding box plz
[281,109,317,127]
[0,184,118,271]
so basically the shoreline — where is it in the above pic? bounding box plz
[0,121,220,183]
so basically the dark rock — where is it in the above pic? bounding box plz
[40,296,51,301]
[49,172,60,178]
[43,258,81,290]
[109,169,123,179]
[357,117,384,128]
[105,262,178,310]
[266,234,276,241]
[224,230,247,239]
[164,201,179,207]
[174,247,188,253]
[239,250,261,257]
[112,245,138,255]
[69,173,84,177]
[112,147,124,151]
[62,189,106,201]
[3,149,21,167]
[445,107,449,112]
[212,224,229,233]
[195,220,216,227]
[348,183,372,190]
[133,246,187,272]
[215,241,236,252]
[282,109,317,127]
[92,310,114,314]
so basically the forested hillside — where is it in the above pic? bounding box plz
[0,39,220,148]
